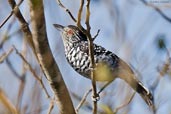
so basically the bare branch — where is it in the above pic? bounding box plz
[0,0,23,28]
[6,58,21,79]
[16,41,27,112]
[0,88,18,114]
[0,48,14,63]
[113,92,136,113]
[29,0,75,114]
[8,0,36,56]
[77,0,84,26]
[75,81,113,113]
[56,0,77,22]
[0,12,13,29]
[76,88,92,113]
[85,0,98,114]
[85,0,91,33]
[47,97,55,114]
[13,46,50,98]
[93,29,100,41]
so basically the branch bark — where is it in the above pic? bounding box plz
[8,0,35,53]
[28,0,75,114]
[85,1,98,114]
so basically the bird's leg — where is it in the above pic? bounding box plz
[91,93,100,102]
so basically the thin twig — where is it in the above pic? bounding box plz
[16,76,25,112]
[75,81,113,113]
[0,88,18,114]
[93,29,100,41]
[47,97,55,114]
[140,0,171,23]
[0,12,13,29]
[76,88,92,113]
[71,91,92,112]
[6,58,21,79]
[85,0,91,33]
[0,0,24,28]
[77,0,84,26]
[8,0,36,57]
[0,48,14,63]
[85,0,98,114]
[13,46,50,98]
[16,39,27,112]
[56,0,77,22]
[113,92,136,113]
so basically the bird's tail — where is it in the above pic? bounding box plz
[136,81,153,106]
[116,59,154,107]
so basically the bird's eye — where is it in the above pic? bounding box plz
[67,29,73,35]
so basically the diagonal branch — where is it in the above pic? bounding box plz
[113,92,136,113]
[76,88,92,113]
[29,0,75,114]
[0,0,24,28]
[14,46,50,98]
[0,88,18,114]
[0,48,14,63]
[8,0,36,56]
[56,0,77,22]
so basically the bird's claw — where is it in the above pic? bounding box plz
[91,93,100,101]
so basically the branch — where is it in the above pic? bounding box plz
[16,41,27,111]
[0,0,23,28]
[56,0,77,22]
[75,81,113,113]
[0,12,13,29]
[47,97,55,114]
[76,88,92,113]
[0,88,18,114]
[29,0,75,114]
[92,29,100,41]
[77,0,84,26]
[113,92,136,113]
[85,0,98,114]
[14,46,50,98]
[0,48,13,63]
[85,0,91,33]
[8,0,36,56]
[140,0,171,23]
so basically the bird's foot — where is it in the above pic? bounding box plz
[91,93,100,102]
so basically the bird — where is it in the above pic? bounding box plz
[53,24,153,107]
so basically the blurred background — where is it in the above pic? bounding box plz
[0,0,171,114]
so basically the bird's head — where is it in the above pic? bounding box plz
[53,24,87,47]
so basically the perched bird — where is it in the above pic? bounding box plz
[53,24,153,107]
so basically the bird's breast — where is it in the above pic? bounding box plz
[65,47,91,78]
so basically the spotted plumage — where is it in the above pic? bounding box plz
[53,24,153,107]
[65,40,119,80]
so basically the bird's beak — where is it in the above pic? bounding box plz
[53,24,64,31]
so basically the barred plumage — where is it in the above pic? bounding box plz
[54,24,153,107]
